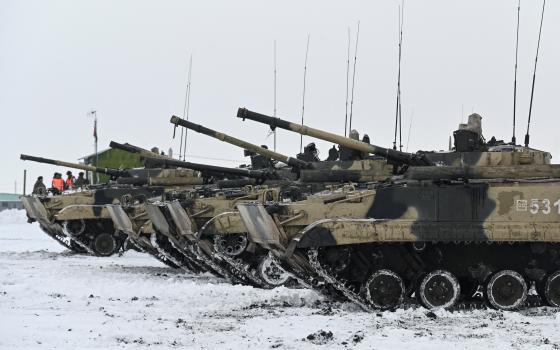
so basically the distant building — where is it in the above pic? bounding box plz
[80,144,167,184]
[0,193,22,212]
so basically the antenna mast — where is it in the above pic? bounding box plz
[300,34,310,154]
[393,2,404,151]
[273,40,278,151]
[525,0,546,148]
[344,27,351,137]
[406,109,414,152]
[348,21,360,133]
[182,55,193,161]
[512,0,521,144]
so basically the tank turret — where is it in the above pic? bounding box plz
[237,108,552,167]
[141,156,279,182]
[236,108,432,166]
[170,116,311,169]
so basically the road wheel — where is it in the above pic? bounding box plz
[92,233,117,257]
[485,270,527,310]
[417,270,461,310]
[364,269,404,310]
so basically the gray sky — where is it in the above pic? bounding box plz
[1,0,559,194]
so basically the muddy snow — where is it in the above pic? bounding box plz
[0,209,559,349]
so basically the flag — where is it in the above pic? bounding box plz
[93,119,98,142]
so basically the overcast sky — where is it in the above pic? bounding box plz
[1,0,559,194]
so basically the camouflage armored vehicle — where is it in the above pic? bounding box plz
[20,153,203,257]
[164,112,552,288]
[107,183,284,286]
[107,155,292,278]
[133,117,397,285]
[221,110,560,310]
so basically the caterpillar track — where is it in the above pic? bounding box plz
[38,224,75,251]
[282,242,560,311]
[127,236,180,269]
[150,232,204,273]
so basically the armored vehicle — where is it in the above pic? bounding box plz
[136,117,397,285]
[20,153,203,257]
[107,155,292,277]
[165,113,549,288]
[107,183,285,286]
[223,110,560,310]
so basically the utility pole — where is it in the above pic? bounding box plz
[23,170,27,196]
[88,110,99,183]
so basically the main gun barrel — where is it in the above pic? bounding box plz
[20,154,128,178]
[236,108,432,166]
[142,156,274,181]
[170,116,311,169]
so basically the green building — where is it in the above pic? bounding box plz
[0,193,22,211]
[80,148,144,184]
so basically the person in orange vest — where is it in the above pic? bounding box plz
[51,173,65,194]
[65,171,76,190]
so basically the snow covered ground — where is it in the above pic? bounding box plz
[0,209,559,349]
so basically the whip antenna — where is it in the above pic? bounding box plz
[399,1,404,151]
[177,54,191,159]
[273,40,278,151]
[393,2,404,151]
[344,27,351,137]
[348,21,360,132]
[512,0,521,144]
[300,34,310,154]
[525,0,546,148]
[182,55,193,161]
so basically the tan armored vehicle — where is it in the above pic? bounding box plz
[223,110,560,311]
[107,184,281,285]
[20,152,202,257]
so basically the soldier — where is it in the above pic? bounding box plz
[32,176,47,195]
[51,173,65,194]
[249,145,275,169]
[297,142,320,162]
[74,172,88,187]
[65,171,76,189]
[339,129,364,161]
[362,134,371,159]
[326,145,339,161]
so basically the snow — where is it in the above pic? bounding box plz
[1,209,560,349]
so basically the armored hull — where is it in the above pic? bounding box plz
[235,177,560,310]
[22,185,167,256]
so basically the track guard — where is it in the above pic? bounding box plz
[145,204,172,237]
[105,205,135,236]
[164,201,196,241]
[237,203,283,250]
[21,196,48,222]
